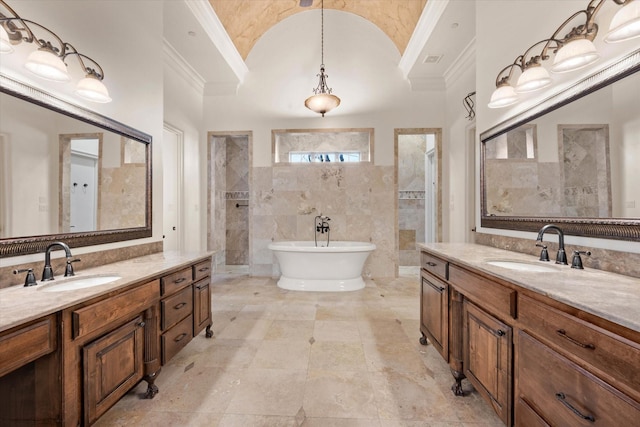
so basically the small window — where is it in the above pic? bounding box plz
[272,129,373,164]
[289,152,361,163]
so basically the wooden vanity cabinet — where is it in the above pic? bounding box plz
[159,257,213,364]
[419,247,640,427]
[419,252,449,360]
[193,259,213,337]
[516,330,640,426]
[160,267,194,364]
[463,300,512,425]
[515,293,640,426]
[450,265,515,426]
[83,315,146,425]
[62,279,160,426]
[0,314,61,426]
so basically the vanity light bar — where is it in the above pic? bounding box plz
[0,0,111,103]
[488,0,640,109]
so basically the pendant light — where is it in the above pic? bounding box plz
[304,0,340,116]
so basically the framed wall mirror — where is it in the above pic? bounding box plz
[480,48,640,241]
[0,73,152,257]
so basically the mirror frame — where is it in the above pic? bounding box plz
[0,73,152,257]
[480,48,640,241]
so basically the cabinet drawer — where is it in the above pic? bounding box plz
[449,265,516,319]
[517,331,640,426]
[515,397,550,427]
[161,285,193,331]
[519,294,640,402]
[0,314,57,377]
[193,258,212,281]
[162,314,193,364]
[421,251,448,281]
[161,267,192,296]
[72,280,159,339]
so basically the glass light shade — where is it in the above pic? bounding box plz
[605,1,640,43]
[24,48,70,81]
[75,75,112,103]
[488,84,518,108]
[0,25,13,54]
[515,64,552,93]
[305,93,341,116]
[551,38,599,73]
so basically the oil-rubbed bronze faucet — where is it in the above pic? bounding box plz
[536,224,567,265]
[42,241,77,281]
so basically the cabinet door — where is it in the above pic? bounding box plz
[193,278,212,336]
[420,272,448,360]
[83,316,145,426]
[463,300,512,426]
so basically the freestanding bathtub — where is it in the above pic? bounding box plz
[268,241,376,291]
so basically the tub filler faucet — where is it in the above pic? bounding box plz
[536,224,567,265]
[314,214,331,247]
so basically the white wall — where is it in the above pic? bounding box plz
[203,10,446,169]
[163,50,206,252]
[444,45,477,243]
[0,0,165,267]
[475,0,640,253]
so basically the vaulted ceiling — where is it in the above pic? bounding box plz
[163,0,475,116]
[208,0,428,59]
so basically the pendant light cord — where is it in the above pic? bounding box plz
[321,0,324,66]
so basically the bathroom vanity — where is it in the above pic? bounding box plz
[419,243,640,427]
[0,251,213,426]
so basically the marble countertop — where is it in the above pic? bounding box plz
[0,251,213,333]
[418,243,640,334]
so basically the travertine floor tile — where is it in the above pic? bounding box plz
[313,320,361,342]
[225,368,307,416]
[97,273,504,426]
[264,319,315,341]
[309,341,367,371]
[250,339,311,370]
[303,370,378,419]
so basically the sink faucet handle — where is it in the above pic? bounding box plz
[14,268,37,287]
[571,250,591,270]
[65,258,81,277]
[535,242,549,262]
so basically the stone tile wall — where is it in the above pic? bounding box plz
[251,163,397,278]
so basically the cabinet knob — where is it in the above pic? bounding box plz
[137,321,146,328]
[496,329,505,337]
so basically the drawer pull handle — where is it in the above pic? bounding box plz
[174,302,187,310]
[555,392,595,423]
[556,329,595,350]
[198,267,209,272]
[196,284,206,290]
[425,280,445,293]
[174,278,186,284]
[426,262,437,267]
[174,333,188,342]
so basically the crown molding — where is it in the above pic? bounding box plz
[163,39,206,94]
[399,0,450,79]
[444,37,476,88]
[184,0,248,84]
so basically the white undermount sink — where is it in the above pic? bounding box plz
[485,260,559,273]
[39,274,122,292]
